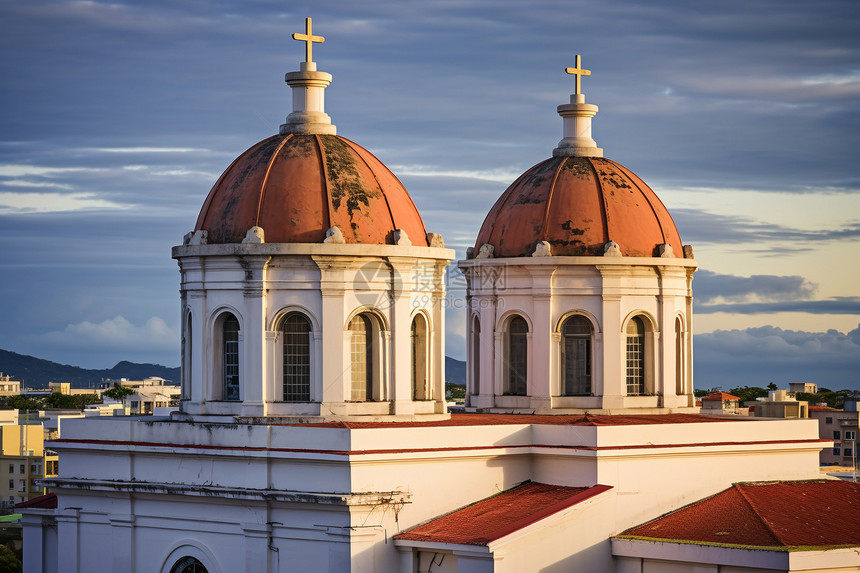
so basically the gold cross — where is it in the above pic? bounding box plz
[565,55,591,95]
[292,17,325,63]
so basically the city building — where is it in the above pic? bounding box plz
[0,374,21,397]
[811,404,859,467]
[19,20,859,573]
[0,424,57,509]
[754,389,809,419]
[700,391,742,415]
[788,382,817,394]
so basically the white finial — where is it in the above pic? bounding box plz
[554,54,603,158]
[280,17,337,135]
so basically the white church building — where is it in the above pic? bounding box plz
[20,19,860,573]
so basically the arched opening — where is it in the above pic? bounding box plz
[626,316,646,396]
[411,314,429,400]
[170,557,208,573]
[505,316,528,396]
[471,315,481,396]
[282,312,312,401]
[349,314,374,401]
[221,312,240,401]
[181,311,192,400]
[561,315,592,396]
[675,316,685,395]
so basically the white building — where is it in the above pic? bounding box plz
[21,19,859,573]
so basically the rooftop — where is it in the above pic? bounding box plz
[619,480,860,549]
[395,481,611,546]
[702,392,740,401]
[294,412,731,429]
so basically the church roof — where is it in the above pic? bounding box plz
[619,481,860,548]
[474,156,683,257]
[472,55,684,259]
[194,17,428,246]
[195,134,427,245]
[394,482,612,546]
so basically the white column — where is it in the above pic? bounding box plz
[241,255,271,417]
[109,514,134,573]
[241,523,271,572]
[56,509,80,573]
[20,513,45,573]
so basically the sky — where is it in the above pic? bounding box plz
[1,0,859,391]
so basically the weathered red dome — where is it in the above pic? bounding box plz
[196,134,428,245]
[474,156,683,258]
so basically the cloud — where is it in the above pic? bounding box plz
[0,191,131,214]
[37,316,178,354]
[694,325,860,390]
[694,269,817,304]
[673,208,860,245]
[696,297,860,315]
[86,147,206,154]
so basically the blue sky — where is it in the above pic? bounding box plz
[1,0,859,391]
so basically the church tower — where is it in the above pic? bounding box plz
[459,56,698,414]
[172,19,454,422]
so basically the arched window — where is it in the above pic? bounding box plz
[675,316,684,395]
[562,315,592,396]
[171,557,208,573]
[505,316,528,396]
[626,316,646,396]
[350,314,373,401]
[411,314,429,400]
[282,313,311,401]
[222,313,240,401]
[471,315,481,396]
[181,311,192,400]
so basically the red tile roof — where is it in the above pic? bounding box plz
[395,482,611,546]
[621,481,860,548]
[295,413,730,429]
[16,493,57,510]
[702,391,740,401]
[809,405,837,411]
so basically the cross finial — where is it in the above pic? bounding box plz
[292,17,325,64]
[565,55,591,96]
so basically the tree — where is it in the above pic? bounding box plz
[728,386,768,404]
[767,382,778,391]
[0,544,21,573]
[5,395,38,411]
[102,383,136,401]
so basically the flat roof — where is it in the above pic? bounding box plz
[293,413,731,429]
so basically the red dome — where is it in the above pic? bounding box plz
[196,134,428,245]
[474,156,683,258]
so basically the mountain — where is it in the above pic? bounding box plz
[1,348,467,389]
[0,348,180,389]
[445,356,466,385]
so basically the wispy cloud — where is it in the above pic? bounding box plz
[695,297,860,315]
[391,164,523,184]
[86,147,207,154]
[0,192,131,214]
[0,165,107,177]
[694,270,817,304]
[673,208,860,245]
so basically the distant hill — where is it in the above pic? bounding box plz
[446,356,466,385]
[0,348,179,389]
[1,347,466,389]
